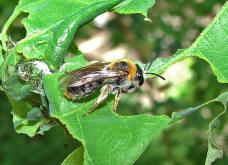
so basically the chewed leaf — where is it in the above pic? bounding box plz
[205,92,228,165]
[170,92,228,165]
[1,0,156,71]
[8,96,52,137]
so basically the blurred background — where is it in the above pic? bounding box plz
[1,0,228,164]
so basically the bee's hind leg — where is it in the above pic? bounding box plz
[83,85,112,117]
[113,88,121,112]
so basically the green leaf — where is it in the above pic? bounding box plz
[43,57,170,164]
[1,48,20,80]
[0,0,155,71]
[144,2,228,83]
[62,146,84,165]
[170,92,228,165]
[0,45,3,65]
[0,45,3,80]
[0,48,53,137]
[2,0,122,70]
[1,47,50,99]
[205,92,228,165]
[112,0,154,17]
[0,48,32,100]
[190,2,228,83]
[3,75,32,101]
[64,54,88,72]
[0,48,53,136]
[7,96,52,137]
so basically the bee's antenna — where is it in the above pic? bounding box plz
[144,62,153,73]
[146,72,166,80]
[144,52,156,71]
[144,63,148,71]
[152,52,156,60]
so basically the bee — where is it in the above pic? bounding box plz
[58,59,165,116]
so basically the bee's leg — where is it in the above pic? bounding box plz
[113,88,121,112]
[83,85,112,117]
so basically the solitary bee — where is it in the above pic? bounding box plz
[58,59,165,116]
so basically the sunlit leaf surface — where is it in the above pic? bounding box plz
[145,2,228,83]
[0,0,155,71]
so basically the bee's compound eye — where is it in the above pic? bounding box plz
[135,64,144,86]
[138,75,144,86]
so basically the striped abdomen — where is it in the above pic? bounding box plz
[66,80,103,100]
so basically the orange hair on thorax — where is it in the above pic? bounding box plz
[109,59,136,80]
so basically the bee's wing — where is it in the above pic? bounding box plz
[68,69,126,87]
[58,61,125,88]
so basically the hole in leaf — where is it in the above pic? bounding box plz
[8,12,29,45]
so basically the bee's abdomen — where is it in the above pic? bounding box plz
[67,81,102,100]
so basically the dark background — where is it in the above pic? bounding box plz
[1,0,228,164]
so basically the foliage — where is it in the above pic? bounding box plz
[145,2,228,83]
[62,146,84,165]
[0,0,228,165]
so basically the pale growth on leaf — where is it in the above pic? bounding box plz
[31,61,52,75]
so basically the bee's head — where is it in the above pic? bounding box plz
[134,64,144,86]
[134,63,166,87]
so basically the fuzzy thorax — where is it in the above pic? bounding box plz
[109,59,137,80]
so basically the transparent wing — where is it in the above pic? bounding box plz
[58,61,126,88]
[68,70,126,87]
